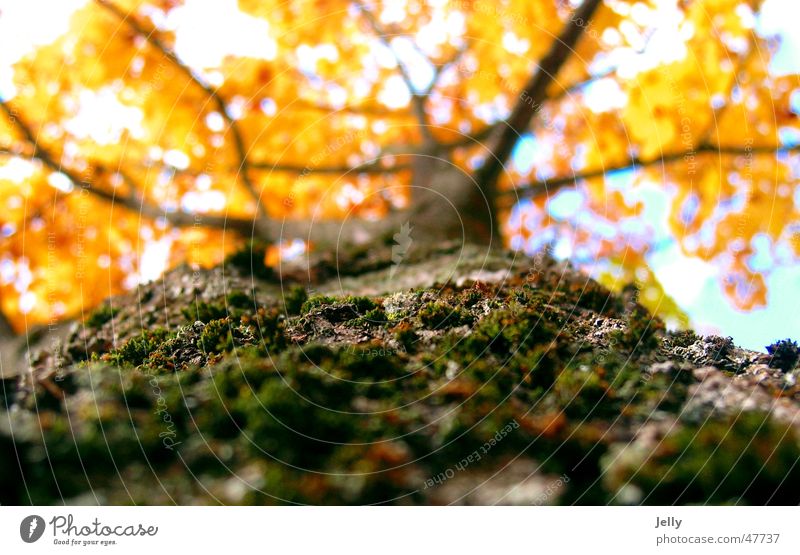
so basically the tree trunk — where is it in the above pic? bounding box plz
[406,156,500,250]
[0,310,14,340]
[0,309,21,379]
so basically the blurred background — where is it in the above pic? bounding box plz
[0,0,798,350]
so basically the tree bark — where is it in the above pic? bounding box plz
[406,156,501,249]
[0,306,20,379]
[0,306,15,340]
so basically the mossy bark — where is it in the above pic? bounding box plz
[1,243,798,505]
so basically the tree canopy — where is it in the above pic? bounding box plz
[0,0,798,333]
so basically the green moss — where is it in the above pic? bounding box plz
[552,366,614,419]
[199,318,255,354]
[198,319,230,353]
[182,301,227,323]
[608,412,800,504]
[245,308,288,353]
[459,286,486,308]
[345,306,388,328]
[461,306,558,358]
[7,255,798,506]
[363,307,387,323]
[668,329,700,348]
[344,296,377,313]
[298,296,378,325]
[283,285,308,316]
[393,323,419,352]
[106,328,170,367]
[615,305,664,353]
[86,303,117,328]
[300,295,336,314]
[226,290,253,309]
[418,301,473,329]
[565,278,615,314]
[243,379,358,468]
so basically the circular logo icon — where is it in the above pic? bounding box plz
[20,515,45,543]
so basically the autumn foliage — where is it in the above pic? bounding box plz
[0,0,798,333]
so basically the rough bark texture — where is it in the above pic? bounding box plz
[1,243,798,505]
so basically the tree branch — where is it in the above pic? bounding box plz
[354,1,437,148]
[1,98,401,250]
[293,98,409,118]
[0,100,112,193]
[471,0,604,195]
[5,109,402,250]
[433,69,617,154]
[250,159,411,174]
[0,99,261,233]
[95,0,270,224]
[433,28,612,157]
[505,142,800,201]
[423,44,469,97]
